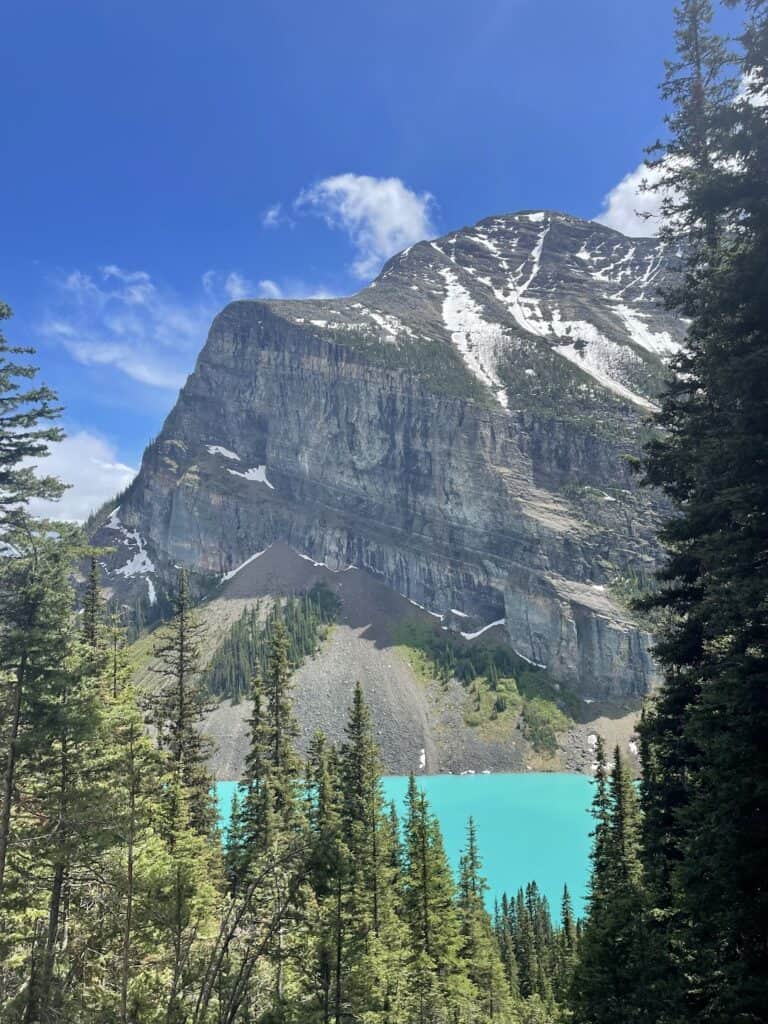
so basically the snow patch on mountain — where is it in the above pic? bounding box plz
[554,337,658,412]
[440,268,510,409]
[364,308,415,339]
[227,465,275,489]
[206,445,241,461]
[460,618,507,641]
[612,304,679,358]
[114,528,155,578]
[220,549,268,583]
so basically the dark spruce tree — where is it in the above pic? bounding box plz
[337,683,408,1020]
[571,740,649,1023]
[0,302,65,525]
[81,555,102,649]
[0,302,66,898]
[635,1,768,1020]
[456,818,512,1020]
[401,774,473,1022]
[151,568,216,836]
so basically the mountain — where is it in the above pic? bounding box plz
[93,210,685,775]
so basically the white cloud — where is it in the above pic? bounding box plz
[594,162,664,237]
[224,271,253,300]
[262,203,284,228]
[44,267,333,390]
[295,173,436,278]
[27,431,136,523]
[255,279,283,299]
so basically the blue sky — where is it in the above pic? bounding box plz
[1,0,722,518]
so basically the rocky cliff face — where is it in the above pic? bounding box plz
[96,210,685,698]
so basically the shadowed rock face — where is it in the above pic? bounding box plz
[95,210,684,698]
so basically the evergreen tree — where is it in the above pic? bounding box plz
[554,885,577,1002]
[0,526,83,902]
[571,746,647,1024]
[107,685,167,1023]
[636,2,768,1019]
[457,818,512,1020]
[0,302,64,525]
[402,775,473,1023]
[0,305,65,901]
[222,625,308,1022]
[151,773,222,1024]
[152,568,215,836]
[18,609,112,1021]
[263,619,302,816]
[81,555,102,649]
[304,732,346,1022]
[337,684,408,1020]
[496,894,520,1001]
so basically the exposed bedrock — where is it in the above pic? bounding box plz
[96,211,682,697]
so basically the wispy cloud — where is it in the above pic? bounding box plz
[224,271,253,300]
[294,173,436,278]
[262,202,285,228]
[27,430,136,523]
[43,266,332,390]
[43,266,218,390]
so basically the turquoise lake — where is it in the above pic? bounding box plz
[217,773,594,918]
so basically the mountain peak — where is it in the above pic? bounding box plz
[92,204,678,764]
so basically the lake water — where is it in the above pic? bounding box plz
[217,772,594,918]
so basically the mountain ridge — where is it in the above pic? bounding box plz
[92,208,682,773]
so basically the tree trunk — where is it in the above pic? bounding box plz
[335,876,343,1024]
[120,725,137,1023]
[26,860,65,1023]
[0,651,26,895]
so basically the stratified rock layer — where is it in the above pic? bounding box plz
[96,211,685,698]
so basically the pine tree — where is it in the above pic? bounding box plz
[339,683,384,936]
[457,818,512,1020]
[496,894,520,1001]
[636,2,768,1019]
[0,302,64,525]
[81,555,102,649]
[151,773,222,1024]
[571,746,647,1024]
[337,684,408,1020]
[0,306,66,900]
[20,620,113,1021]
[227,672,271,883]
[227,623,303,879]
[221,626,308,1022]
[554,884,577,1002]
[90,681,172,1023]
[104,608,130,699]
[0,526,82,903]
[303,732,349,1023]
[402,775,473,1023]
[263,618,301,816]
[152,568,215,836]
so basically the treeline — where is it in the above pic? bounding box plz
[203,583,341,701]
